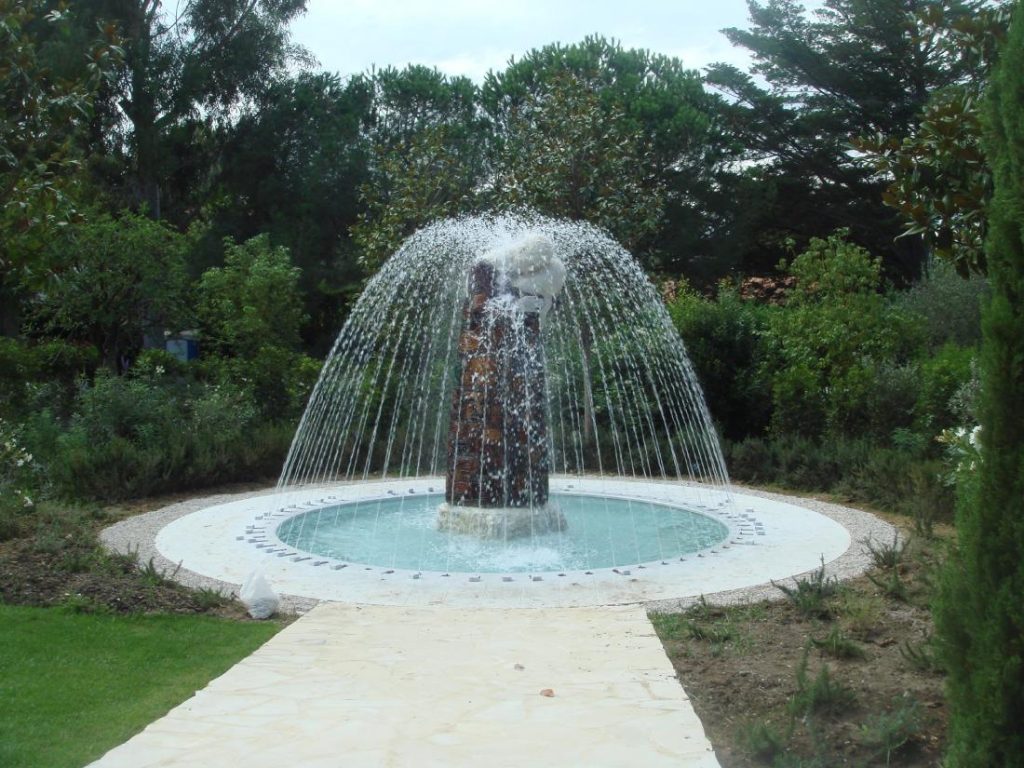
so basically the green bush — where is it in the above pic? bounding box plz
[198,346,320,422]
[26,212,190,372]
[197,234,307,358]
[725,434,873,491]
[0,338,98,420]
[668,283,772,440]
[0,417,38,540]
[895,257,988,350]
[914,344,975,437]
[726,433,954,529]
[863,362,919,442]
[763,232,922,440]
[26,371,294,501]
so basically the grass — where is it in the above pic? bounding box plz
[0,604,282,768]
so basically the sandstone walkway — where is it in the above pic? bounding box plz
[89,603,721,767]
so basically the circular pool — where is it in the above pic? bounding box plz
[275,493,730,574]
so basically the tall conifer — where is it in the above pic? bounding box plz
[936,2,1024,764]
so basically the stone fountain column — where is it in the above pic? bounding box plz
[439,236,567,539]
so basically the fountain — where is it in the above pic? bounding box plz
[270,213,736,571]
[136,212,866,608]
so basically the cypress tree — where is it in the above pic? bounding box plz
[936,2,1024,764]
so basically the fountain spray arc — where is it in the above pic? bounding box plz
[275,213,736,571]
[439,235,568,538]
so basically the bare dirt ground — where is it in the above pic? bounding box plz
[0,482,268,618]
[652,526,949,768]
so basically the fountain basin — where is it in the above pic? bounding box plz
[132,477,886,608]
[281,493,721,572]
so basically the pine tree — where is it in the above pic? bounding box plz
[935,2,1024,764]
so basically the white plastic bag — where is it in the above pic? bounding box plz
[239,569,279,619]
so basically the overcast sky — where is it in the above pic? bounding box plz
[289,0,820,82]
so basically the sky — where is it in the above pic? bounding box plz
[288,0,808,83]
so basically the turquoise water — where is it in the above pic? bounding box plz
[275,493,728,573]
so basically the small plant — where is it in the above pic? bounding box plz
[680,618,734,644]
[689,593,714,620]
[810,626,866,659]
[863,532,906,570]
[900,635,945,673]
[787,647,856,718]
[60,592,111,615]
[59,547,95,574]
[139,557,182,588]
[867,568,909,601]
[737,719,786,763]
[773,556,839,618]
[94,547,138,576]
[0,417,38,540]
[860,697,922,766]
[836,591,885,639]
[192,587,229,611]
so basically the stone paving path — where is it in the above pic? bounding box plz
[89,603,721,767]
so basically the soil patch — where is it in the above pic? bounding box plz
[653,534,947,767]
[0,481,272,618]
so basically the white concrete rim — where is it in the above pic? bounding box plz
[101,477,897,610]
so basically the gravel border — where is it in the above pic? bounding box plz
[100,483,898,616]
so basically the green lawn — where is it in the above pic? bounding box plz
[0,604,282,768]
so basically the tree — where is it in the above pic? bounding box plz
[482,36,728,273]
[854,3,1010,275]
[0,0,120,332]
[489,71,667,253]
[70,0,308,220]
[763,232,919,438]
[935,2,1024,763]
[196,234,305,358]
[26,211,189,371]
[196,234,315,419]
[351,65,486,271]
[707,0,991,279]
[212,72,371,352]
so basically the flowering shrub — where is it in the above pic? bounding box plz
[937,424,982,486]
[1,418,38,539]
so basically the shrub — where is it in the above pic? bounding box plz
[863,361,919,441]
[810,626,866,659]
[860,697,922,766]
[198,346,320,422]
[26,212,190,372]
[895,257,988,349]
[669,283,772,440]
[837,591,885,639]
[197,234,307,358]
[0,338,98,421]
[914,344,976,437]
[27,371,293,501]
[764,231,922,441]
[737,719,786,763]
[1,418,37,540]
[863,533,906,570]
